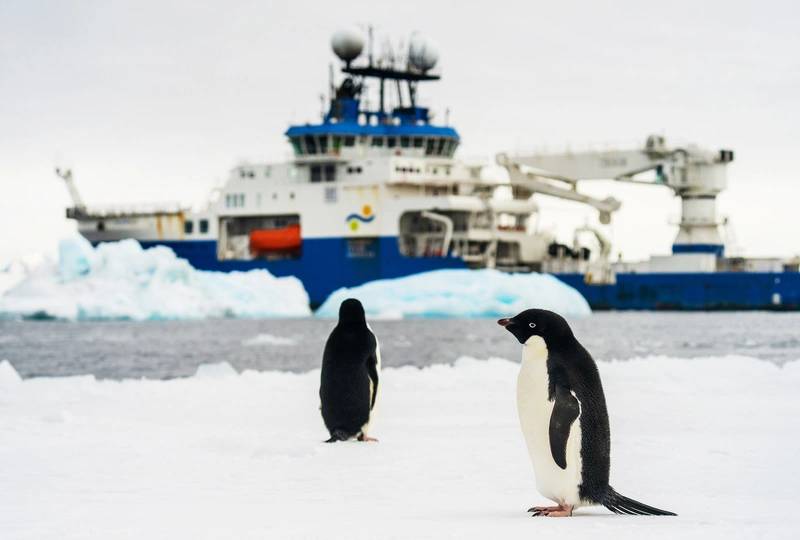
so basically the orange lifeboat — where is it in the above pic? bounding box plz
[249,224,302,253]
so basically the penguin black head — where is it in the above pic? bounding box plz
[497,309,573,345]
[338,298,367,328]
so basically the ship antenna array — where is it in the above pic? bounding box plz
[330,26,441,117]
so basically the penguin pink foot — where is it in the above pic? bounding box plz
[530,504,573,517]
[358,434,378,442]
[528,505,563,513]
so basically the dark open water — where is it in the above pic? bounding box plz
[1,312,799,380]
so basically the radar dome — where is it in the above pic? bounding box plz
[408,34,439,72]
[331,29,364,63]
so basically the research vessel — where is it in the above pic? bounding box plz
[58,28,800,309]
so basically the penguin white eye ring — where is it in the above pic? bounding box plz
[529,322,537,329]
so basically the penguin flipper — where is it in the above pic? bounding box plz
[367,338,380,410]
[549,385,581,470]
[367,355,379,410]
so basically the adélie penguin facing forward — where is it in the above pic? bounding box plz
[320,298,381,443]
[498,309,675,517]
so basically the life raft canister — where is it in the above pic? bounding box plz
[249,224,302,252]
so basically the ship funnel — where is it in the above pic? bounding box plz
[331,28,364,64]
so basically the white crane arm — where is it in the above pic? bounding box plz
[496,153,621,224]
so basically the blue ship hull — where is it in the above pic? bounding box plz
[140,238,466,307]
[557,273,800,310]
[140,239,800,310]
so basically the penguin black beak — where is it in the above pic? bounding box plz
[497,318,511,327]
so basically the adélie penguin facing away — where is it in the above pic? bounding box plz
[498,309,676,517]
[320,298,381,443]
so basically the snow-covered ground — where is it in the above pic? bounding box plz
[0,238,310,320]
[1,355,796,539]
[317,268,591,319]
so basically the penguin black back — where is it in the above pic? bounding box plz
[499,309,675,515]
[320,299,380,442]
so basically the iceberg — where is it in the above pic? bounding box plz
[316,268,591,319]
[0,237,311,320]
[0,263,26,297]
[0,254,44,296]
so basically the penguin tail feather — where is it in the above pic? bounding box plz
[324,429,354,443]
[602,487,676,516]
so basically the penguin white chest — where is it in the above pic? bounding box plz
[516,336,584,506]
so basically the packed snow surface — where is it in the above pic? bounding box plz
[1,355,796,539]
[0,238,311,320]
[317,268,591,318]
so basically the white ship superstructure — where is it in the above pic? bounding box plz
[58,27,800,310]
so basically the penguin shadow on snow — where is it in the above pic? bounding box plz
[319,298,381,444]
[498,309,676,518]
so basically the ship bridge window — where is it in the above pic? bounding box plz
[387,137,397,148]
[290,137,302,156]
[304,135,317,155]
[324,163,336,181]
[343,135,356,147]
[318,135,329,154]
[413,137,424,148]
[425,138,436,156]
[311,165,322,183]
[184,220,194,234]
[400,136,410,148]
[199,219,209,234]
[332,136,342,153]
[446,139,458,157]
[437,139,447,155]
[371,136,384,147]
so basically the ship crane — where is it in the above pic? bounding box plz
[498,135,734,257]
[55,168,86,212]
[495,153,622,224]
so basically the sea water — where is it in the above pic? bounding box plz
[2,311,798,379]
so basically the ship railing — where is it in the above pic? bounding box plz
[68,202,187,219]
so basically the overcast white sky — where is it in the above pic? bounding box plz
[1,0,798,262]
